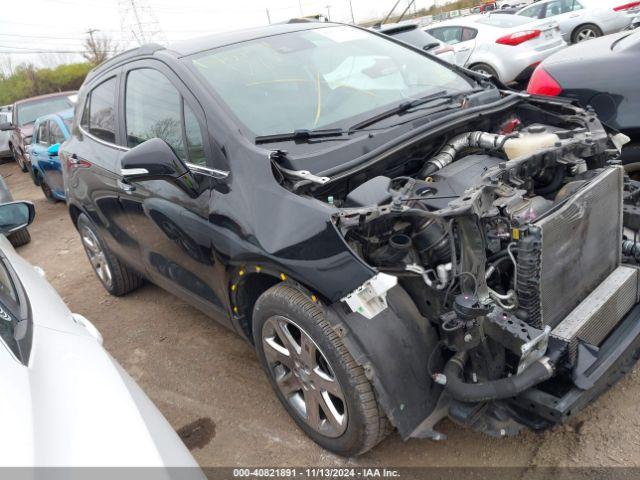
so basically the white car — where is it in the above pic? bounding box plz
[0,201,201,469]
[376,23,458,64]
[425,14,567,83]
[516,0,639,43]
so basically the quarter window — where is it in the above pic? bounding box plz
[429,27,463,45]
[125,68,207,166]
[82,77,117,143]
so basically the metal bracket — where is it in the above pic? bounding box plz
[340,273,398,319]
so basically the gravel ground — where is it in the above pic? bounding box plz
[3,159,639,468]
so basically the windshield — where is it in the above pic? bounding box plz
[15,96,74,127]
[476,14,535,27]
[189,25,472,138]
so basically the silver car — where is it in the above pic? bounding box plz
[0,201,202,469]
[425,14,566,83]
[516,0,639,43]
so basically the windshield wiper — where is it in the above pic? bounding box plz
[255,128,345,145]
[349,90,456,131]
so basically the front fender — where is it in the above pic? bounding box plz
[324,285,440,438]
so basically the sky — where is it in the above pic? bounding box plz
[0,0,442,70]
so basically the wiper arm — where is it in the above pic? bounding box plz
[255,128,345,145]
[349,90,453,132]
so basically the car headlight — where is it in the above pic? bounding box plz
[23,136,32,146]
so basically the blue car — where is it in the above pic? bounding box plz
[30,109,73,201]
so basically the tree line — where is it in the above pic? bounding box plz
[0,33,117,106]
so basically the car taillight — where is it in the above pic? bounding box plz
[614,1,640,11]
[496,29,541,46]
[434,45,455,55]
[527,67,562,97]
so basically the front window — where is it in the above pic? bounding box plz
[189,25,472,138]
[15,96,74,127]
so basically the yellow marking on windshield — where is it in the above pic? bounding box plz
[313,71,322,127]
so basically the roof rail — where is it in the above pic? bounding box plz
[85,43,165,83]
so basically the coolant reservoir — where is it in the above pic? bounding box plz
[503,125,559,161]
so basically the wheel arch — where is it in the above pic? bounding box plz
[229,265,326,343]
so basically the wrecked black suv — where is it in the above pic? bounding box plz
[63,22,640,456]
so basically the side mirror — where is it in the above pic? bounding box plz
[0,122,15,131]
[48,143,60,156]
[121,138,197,195]
[0,201,35,235]
[423,42,440,51]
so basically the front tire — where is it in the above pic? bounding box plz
[77,213,143,296]
[253,283,391,456]
[572,24,602,43]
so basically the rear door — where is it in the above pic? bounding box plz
[30,120,49,177]
[427,26,477,65]
[64,73,146,273]
[117,60,230,322]
[45,119,66,195]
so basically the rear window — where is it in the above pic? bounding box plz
[15,96,74,127]
[476,14,536,27]
[81,77,117,143]
[390,28,441,49]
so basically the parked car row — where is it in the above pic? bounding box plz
[416,0,639,85]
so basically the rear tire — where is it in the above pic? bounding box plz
[469,63,499,80]
[253,283,391,456]
[8,228,31,247]
[77,213,143,296]
[572,24,602,43]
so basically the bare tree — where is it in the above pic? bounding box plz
[82,29,118,66]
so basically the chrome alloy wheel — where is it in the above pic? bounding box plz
[80,225,113,288]
[576,28,597,42]
[262,316,348,438]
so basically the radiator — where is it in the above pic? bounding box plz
[517,167,624,329]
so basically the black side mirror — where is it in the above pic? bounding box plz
[423,42,440,51]
[0,122,15,131]
[121,138,197,195]
[0,201,35,235]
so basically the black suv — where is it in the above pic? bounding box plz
[63,22,640,456]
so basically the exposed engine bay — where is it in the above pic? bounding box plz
[278,97,640,438]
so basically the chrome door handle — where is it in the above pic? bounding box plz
[117,179,135,193]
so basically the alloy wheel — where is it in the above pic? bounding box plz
[576,28,597,42]
[262,316,348,438]
[80,226,113,288]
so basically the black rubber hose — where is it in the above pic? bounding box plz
[442,351,554,402]
[535,166,564,195]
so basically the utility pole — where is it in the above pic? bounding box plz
[266,8,272,24]
[86,28,99,44]
[348,0,355,23]
[298,0,304,16]
[325,4,331,20]
[118,0,166,47]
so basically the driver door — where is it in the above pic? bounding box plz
[117,61,231,323]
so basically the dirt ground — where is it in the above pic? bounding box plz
[3,159,640,468]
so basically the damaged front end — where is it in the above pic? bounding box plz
[278,94,640,440]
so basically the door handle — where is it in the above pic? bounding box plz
[458,47,471,52]
[569,13,580,17]
[117,179,136,193]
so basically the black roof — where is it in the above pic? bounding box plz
[168,22,340,56]
[85,22,346,83]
